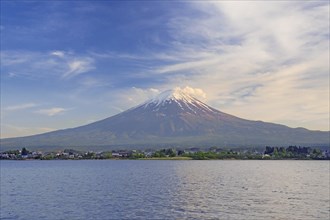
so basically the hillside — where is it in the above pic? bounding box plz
[1,88,329,151]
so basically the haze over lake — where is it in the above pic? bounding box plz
[1,160,329,220]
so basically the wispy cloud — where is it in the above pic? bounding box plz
[35,107,69,116]
[2,50,95,80]
[50,50,65,58]
[78,76,109,88]
[178,86,206,100]
[62,58,95,79]
[139,1,329,130]
[119,87,160,106]
[1,51,32,66]
[4,103,38,111]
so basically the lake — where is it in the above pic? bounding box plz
[1,160,329,220]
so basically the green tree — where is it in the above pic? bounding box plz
[312,149,322,159]
[279,147,286,158]
[273,148,279,158]
[21,147,29,156]
[166,148,176,157]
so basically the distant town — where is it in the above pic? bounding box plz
[1,146,329,160]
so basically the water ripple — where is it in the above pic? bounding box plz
[0,160,329,220]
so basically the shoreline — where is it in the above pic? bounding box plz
[1,157,329,161]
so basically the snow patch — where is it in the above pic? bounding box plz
[147,87,197,106]
[139,87,218,115]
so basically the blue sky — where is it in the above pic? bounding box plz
[1,1,329,138]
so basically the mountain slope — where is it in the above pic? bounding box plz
[1,88,329,150]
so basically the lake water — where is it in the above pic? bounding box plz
[1,160,329,220]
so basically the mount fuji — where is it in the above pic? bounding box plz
[1,88,329,150]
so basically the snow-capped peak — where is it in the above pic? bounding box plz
[149,87,196,105]
[140,87,215,114]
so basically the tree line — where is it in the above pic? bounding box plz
[1,146,329,160]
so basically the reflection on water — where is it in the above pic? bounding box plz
[1,160,329,219]
[173,161,330,219]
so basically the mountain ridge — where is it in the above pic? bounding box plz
[1,88,329,151]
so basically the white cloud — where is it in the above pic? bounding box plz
[5,103,37,111]
[179,86,206,99]
[62,58,95,79]
[51,50,65,57]
[35,107,68,116]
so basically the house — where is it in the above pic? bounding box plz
[111,151,131,158]
[112,152,121,157]
[262,154,270,159]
